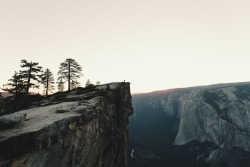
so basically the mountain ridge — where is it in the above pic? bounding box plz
[129,81,250,167]
[133,81,250,96]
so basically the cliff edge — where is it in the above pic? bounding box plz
[130,82,250,167]
[0,82,133,167]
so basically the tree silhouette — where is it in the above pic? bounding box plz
[85,79,95,88]
[85,79,91,87]
[1,71,26,111]
[2,71,26,95]
[70,80,80,90]
[57,78,65,92]
[20,60,42,95]
[40,68,55,96]
[57,58,83,91]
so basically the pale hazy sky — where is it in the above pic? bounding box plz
[0,0,250,93]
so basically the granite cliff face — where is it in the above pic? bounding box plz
[129,82,250,167]
[175,86,250,150]
[0,82,132,167]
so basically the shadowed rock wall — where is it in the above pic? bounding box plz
[129,82,250,167]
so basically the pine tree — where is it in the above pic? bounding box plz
[20,60,42,95]
[40,68,55,96]
[85,79,95,88]
[1,71,26,111]
[57,78,65,92]
[85,79,91,87]
[2,71,26,95]
[70,80,80,90]
[57,58,83,91]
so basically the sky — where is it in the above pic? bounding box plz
[0,0,250,94]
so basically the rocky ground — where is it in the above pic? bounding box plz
[0,82,133,167]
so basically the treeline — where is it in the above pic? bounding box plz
[0,58,101,115]
[2,58,83,96]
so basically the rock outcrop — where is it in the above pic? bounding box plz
[0,82,132,167]
[174,86,250,151]
[130,82,250,167]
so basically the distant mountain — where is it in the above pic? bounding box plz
[128,82,250,167]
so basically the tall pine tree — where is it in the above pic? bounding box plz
[20,60,42,95]
[40,68,55,96]
[57,78,64,92]
[57,58,83,91]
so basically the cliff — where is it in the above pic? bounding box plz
[129,82,250,167]
[0,82,133,167]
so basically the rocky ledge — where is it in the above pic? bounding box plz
[0,82,133,167]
